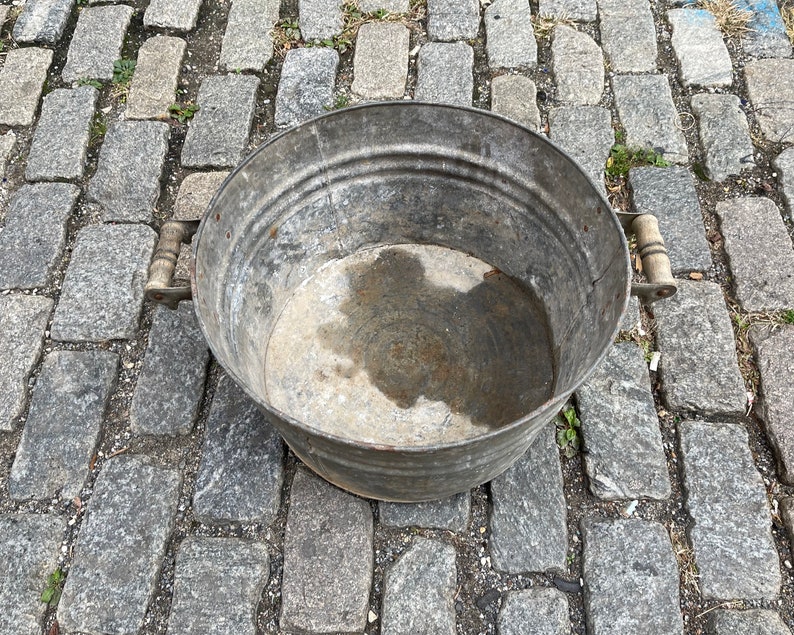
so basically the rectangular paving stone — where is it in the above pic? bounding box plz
[0,295,53,431]
[62,4,135,82]
[0,131,14,176]
[130,303,209,436]
[167,538,270,635]
[379,492,470,532]
[738,0,793,58]
[88,120,170,222]
[220,0,280,71]
[653,281,746,415]
[612,74,689,164]
[352,22,410,99]
[381,538,456,635]
[274,47,338,127]
[299,0,343,41]
[548,105,613,194]
[0,183,79,290]
[597,0,657,72]
[490,424,567,573]
[539,0,597,21]
[0,514,63,635]
[484,0,537,69]
[427,0,479,41]
[359,0,410,10]
[582,518,683,635]
[498,588,570,635]
[692,94,755,181]
[193,374,284,524]
[144,0,203,31]
[173,171,230,220]
[669,9,732,87]
[709,609,794,635]
[280,468,373,633]
[551,26,603,104]
[490,74,541,130]
[182,74,260,168]
[415,41,473,106]
[745,59,794,144]
[51,224,157,342]
[12,0,73,44]
[679,421,781,600]
[25,85,98,182]
[0,47,53,127]
[629,166,711,273]
[126,36,187,120]
[773,147,794,213]
[716,197,794,310]
[576,342,671,500]
[58,456,182,635]
[9,350,118,501]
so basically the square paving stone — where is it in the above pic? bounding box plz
[126,36,187,120]
[415,41,473,106]
[274,47,338,127]
[62,4,135,83]
[597,0,657,72]
[548,106,613,194]
[51,224,157,342]
[497,588,570,635]
[173,171,231,220]
[12,0,74,44]
[668,9,732,88]
[352,22,410,99]
[745,59,794,144]
[484,0,537,69]
[427,0,480,41]
[691,94,755,181]
[738,0,793,58]
[299,0,344,41]
[0,47,53,127]
[490,74,541,130]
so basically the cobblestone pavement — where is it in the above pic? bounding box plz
[1,0,794,633]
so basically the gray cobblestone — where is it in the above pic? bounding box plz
[382,538,456,635]
[182,74,260,168]
[167,538,270,635]
[629,166,712,273]
[576,343,671,500]
[174,171,231,220]
[0,295,53,431]
[220,0,281,72]
[352,22,410,99]
[0,514,63,635]
[582,518,683,635]
[193,375,284,524]
[716,197,794,310]
[51,224,157,342]
[597,0,657,72]
[539,0,596,21]
[9,350,117,500]
[0,5,8,28]
[144,0,203,31]
[415,42,473,106]
[0,131,14,175]
[551,25,603,104]
[490,425,567,573]
[12,0,73,44]
[126,36,187,120]
[774,147,794,214]
[490,74,541,130]
[680,421,781,600]
[58,456,182,635]
[130,303,208,436]
[88,120,170,222]
[0,47,53,127]
[427,0,480,41]
[484,0,537,69]
[274,48,338,127]
[299,0,343,41]
[691,94,754,181]
[745,59,794,143]
[709,609,794,635]
[25,85,98,182]
[669,9,732,88]
[0,183,79,290]
[379,493,470,532]
[653,281,746,415]
[739,0,793,59]
[548,105,613,193]
[497,588,570,635]
[280,468,373,633]
[62,4,134,83]
[359,0,409,10]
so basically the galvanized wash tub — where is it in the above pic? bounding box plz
[147,103,675,502]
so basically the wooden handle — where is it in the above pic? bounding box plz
[631,214,677,303]
[145,220,200,309]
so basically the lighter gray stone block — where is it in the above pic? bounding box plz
[0,183,79,290]
[173,171,230,220]
[680,421,781,600]
[25,86,98,182]
[774,147,794,214]
[9,351,117,500]
[669,9,732,87]
[629,166,711,273]
[738,0,793,59]
[551,25,603,104]
[416,42,474,106]
[0,295,53,431]
[167,538,270,635]
[126,36,187,120]
[577,343,670,500]
[58,457,182,635]
[62,5,134,83]
[653,281,746,415]
[427,0,480,41]
[691,94,754,181]
[352,22,410,99]
[382,538,457,635]
[709,609,793,635]
[51,224,157,342]
[716,197,794,311]
[484,0,536,69]
[144,0,203,31]
[0,5,7,27]
[193,375,284,524]
[612,74,689,164]
[12,0,73,44]
[280,468,373,633]
[182,74,260,168]
[88,121,170,222]
[220,0,280,72]
[539,0,596,21]
[274,47,338,127]
[548,105,613,193]
[490,425,567,573]
[299,0,343,40]
[380,493,470,532]
[498,588,570,635]
[490,74,540,130]
[745,59,794,143]
[0,515,63,635]
[582,518,683,635]
[597,0,657,72]
[0,48,53,127]
[359,0,409,10]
